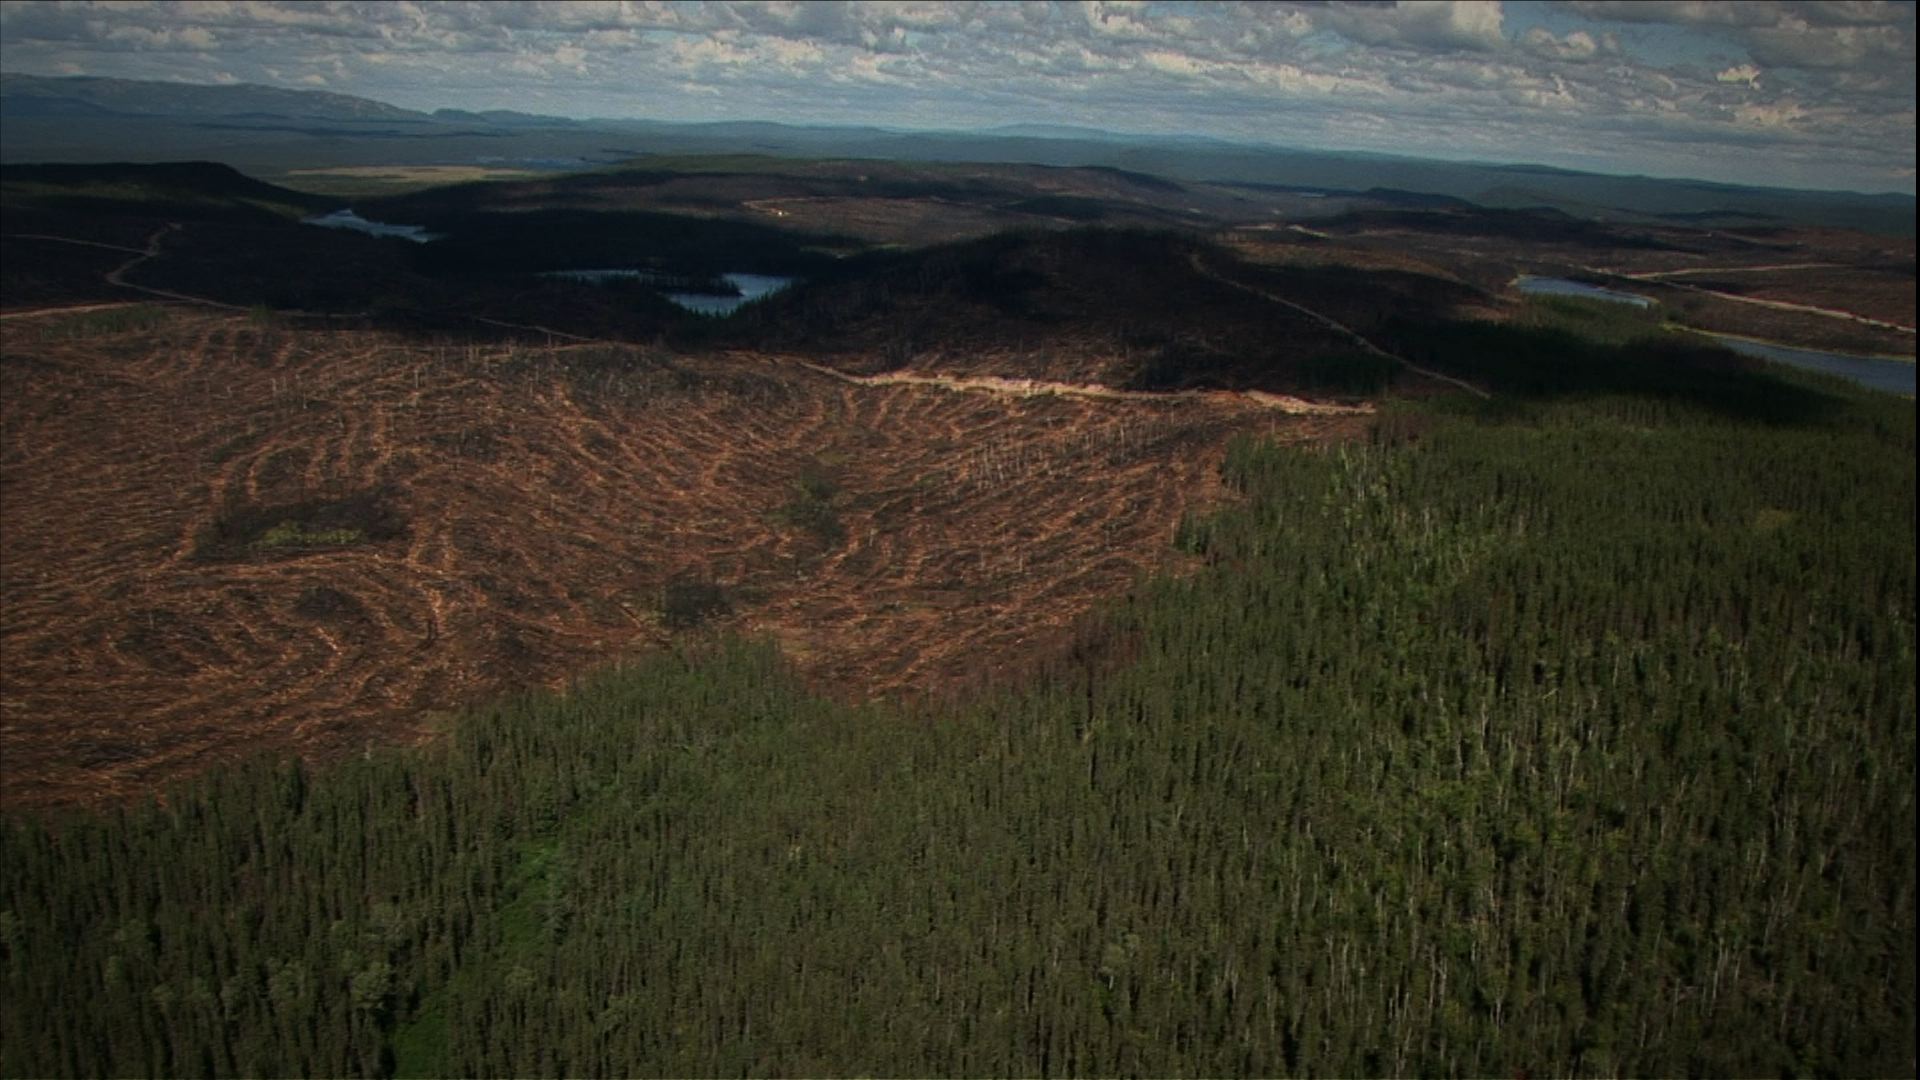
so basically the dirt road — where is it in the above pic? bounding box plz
[1579,262,1916,335]
[785,359,1374,416]
[1190,253,1492,400]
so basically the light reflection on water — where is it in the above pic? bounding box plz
[664,273,796,317]
[1516,275,1913,395]
[1704,335,1915,396]
[301,209,436,243]
[1513,275,1655,309]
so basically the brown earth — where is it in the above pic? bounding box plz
[0,308,1366,807]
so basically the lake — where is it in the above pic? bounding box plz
[1513,274,1655,308]
[665,273,795,317]
[1516,275,1914,394]
[302,209,436,243]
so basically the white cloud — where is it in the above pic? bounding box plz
[1744,19,1912,70]
[1080,1,1157,41]
[0,0,1911,192]
[1566,0,1915,72]
[1317,1,1509,53]
[1140,48,1205,78]
[1521,27,1614,61]
[1733,100,1808,128]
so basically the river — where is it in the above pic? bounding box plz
[1703,335,1915,396]
[1515,275,1913,395]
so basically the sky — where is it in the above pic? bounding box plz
[0,1,1914,194]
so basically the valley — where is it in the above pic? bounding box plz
[0,87,1912,1074]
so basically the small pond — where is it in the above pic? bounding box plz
[302,209,436,243]
[664,273,796,317]
[541,269,796,316]
[1513,275,1655,309]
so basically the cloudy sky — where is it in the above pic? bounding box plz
[1,1,1914,193]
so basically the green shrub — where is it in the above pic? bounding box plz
[774,464,846,548]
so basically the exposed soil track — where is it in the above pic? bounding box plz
[1191,253,1493,400]
[1,309,1364,807]
[787,357,1376,415]
[0,301,152,322]
[1579,262,1916,336]
[1644,279,1914,335]
[5,223,375,320]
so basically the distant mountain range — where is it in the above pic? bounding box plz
[0,73,432,123]
[2,74,1912,233]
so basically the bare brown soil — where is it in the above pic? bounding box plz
[0,309,1363,807]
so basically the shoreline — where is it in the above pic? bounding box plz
[1678,326,1917,366]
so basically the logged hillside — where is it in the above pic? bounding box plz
[0,305,1364,807]
[1,340,1911,1076]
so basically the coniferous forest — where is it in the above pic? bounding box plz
[1,328,1914,1077]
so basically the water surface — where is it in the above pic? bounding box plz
[1513,275,1655,309]
[1704,335,1915,396]
[665,273,795,317]
[302,209,436,243]
[1516,275,1912,394]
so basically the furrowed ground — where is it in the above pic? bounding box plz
[0,308,1366,807]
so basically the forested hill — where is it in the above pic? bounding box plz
[0,313,1914,1076]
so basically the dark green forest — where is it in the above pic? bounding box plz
[1,327,1914,1077]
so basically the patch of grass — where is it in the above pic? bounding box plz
[253,521,366,552]
[389,993,449,1080]
[32,304,174,341]
[1514,295,1667,347]
[392,839,564,1079]
[773,463,846,548]
[194,488,405,561]
[273,166,540,198]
